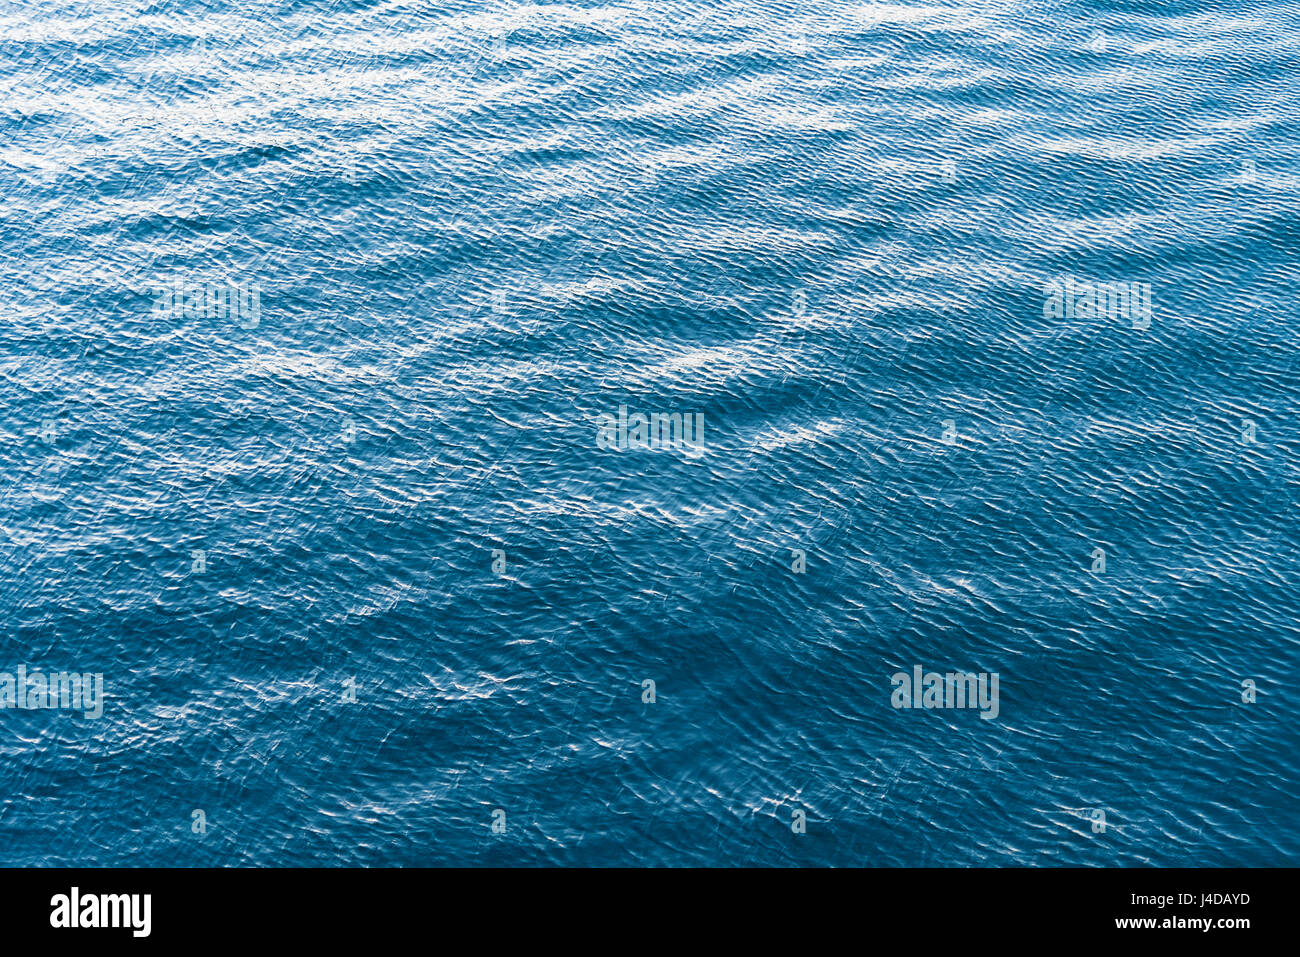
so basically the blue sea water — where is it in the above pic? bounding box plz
[1,0,1297,867]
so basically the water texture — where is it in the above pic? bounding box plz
[1,0,1297,865]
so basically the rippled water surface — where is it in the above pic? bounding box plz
[1,0,1298,865]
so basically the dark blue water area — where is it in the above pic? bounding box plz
[0,0,1297,865]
